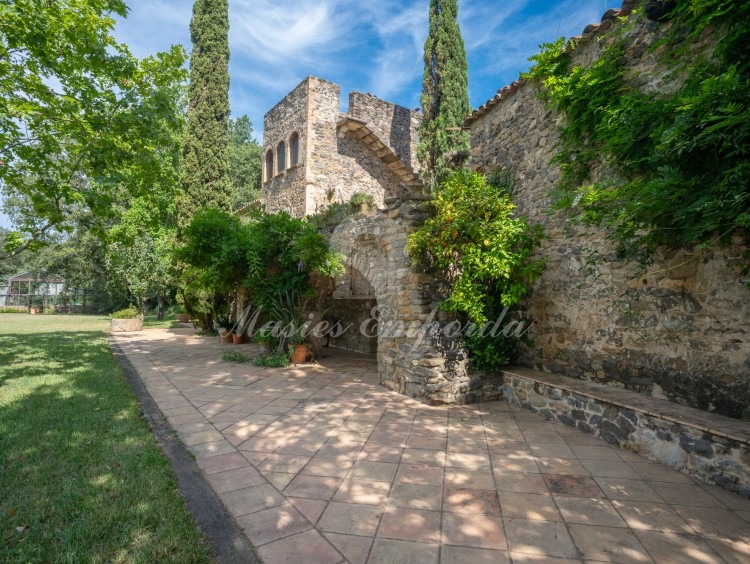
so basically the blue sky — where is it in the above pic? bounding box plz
[115,0,608,136]
[1,0,608,230]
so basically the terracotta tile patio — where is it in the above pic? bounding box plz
[114,328,750,563]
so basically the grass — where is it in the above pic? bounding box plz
[143,312,185,330]
[0,314,213,562]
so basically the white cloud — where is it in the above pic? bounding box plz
[361,2,426,101]
[111,0,612,135]
[460,0,531,50]
[231,0,358,66]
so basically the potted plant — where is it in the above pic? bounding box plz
[232,327,244,344]
[110,306,143,332]
[289,335,310,364]
[217,316,233,342]
[350,192,375,214]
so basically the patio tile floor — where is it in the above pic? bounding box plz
[115,329,750,563]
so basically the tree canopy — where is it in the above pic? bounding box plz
[0,0,187,259]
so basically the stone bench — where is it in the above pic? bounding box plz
[500,366,750,498]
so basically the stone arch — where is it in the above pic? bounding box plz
[325,199,472,403]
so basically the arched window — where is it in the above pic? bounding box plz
[265,150,274,181]
[277,141,286,173]
[290,132,300,166]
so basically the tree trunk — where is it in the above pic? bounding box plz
[157,294,164,320]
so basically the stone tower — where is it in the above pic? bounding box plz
[262,76,422,217]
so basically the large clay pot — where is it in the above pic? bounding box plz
[220,329,233,343]
[291,344,309,364]
[111,318,144,332]
[232,333,244,345]
[176,313,189,323]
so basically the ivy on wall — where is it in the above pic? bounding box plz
[523,1,750,266]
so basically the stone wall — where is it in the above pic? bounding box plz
[467,7,750,418]
[501,369,750,498]
[308,197,506,405]
[349,92,421,172]
[321,297,378,354]
[263,165,306,218]
[262,78,309,215]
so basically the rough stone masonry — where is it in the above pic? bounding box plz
[465,2,750,419]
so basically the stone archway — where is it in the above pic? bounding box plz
[322,194,478,404]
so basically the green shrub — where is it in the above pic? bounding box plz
[408,169,545,369]
[349,192,374,206]
[221,351,247,363]
[253,329,279,349]
[253,349,291,368]
[111,306,140,319]
[409,169,545,325]
[0,308,28,314]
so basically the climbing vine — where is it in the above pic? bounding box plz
[523,1,750,266]
[408,169,545,369]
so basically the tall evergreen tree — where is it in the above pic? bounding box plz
[418,0,471,188]
[178,0,232,228]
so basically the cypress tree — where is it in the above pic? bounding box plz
[178,0,232,228]
[418,0,471,188]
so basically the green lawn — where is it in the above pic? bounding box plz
[0,314,213,562]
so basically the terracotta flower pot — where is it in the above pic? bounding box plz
[291,344,309,364]
[176,313,189,323]
[220,329,233,343]
[232,333,244,344]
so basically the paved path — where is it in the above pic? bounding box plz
[115,329,750,563]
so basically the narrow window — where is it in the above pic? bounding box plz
[290,132,300,166]
[265,150,274,181]
[277,141,286,172]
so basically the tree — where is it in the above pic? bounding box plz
[0,228,32,281]
[418,0,471,188]
[229,115,263,210]
[0,0,187,259]
[178,0,232,228]
[29,226,130,313]
[106,232,174,318]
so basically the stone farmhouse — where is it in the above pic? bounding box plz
[261,76,422,216]
[259,0,750,495]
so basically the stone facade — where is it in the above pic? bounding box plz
[466,5,750,419]
[307,196,499,405]
[262,77,422,217]
[348,92,421,172]
[260,78,484,405]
